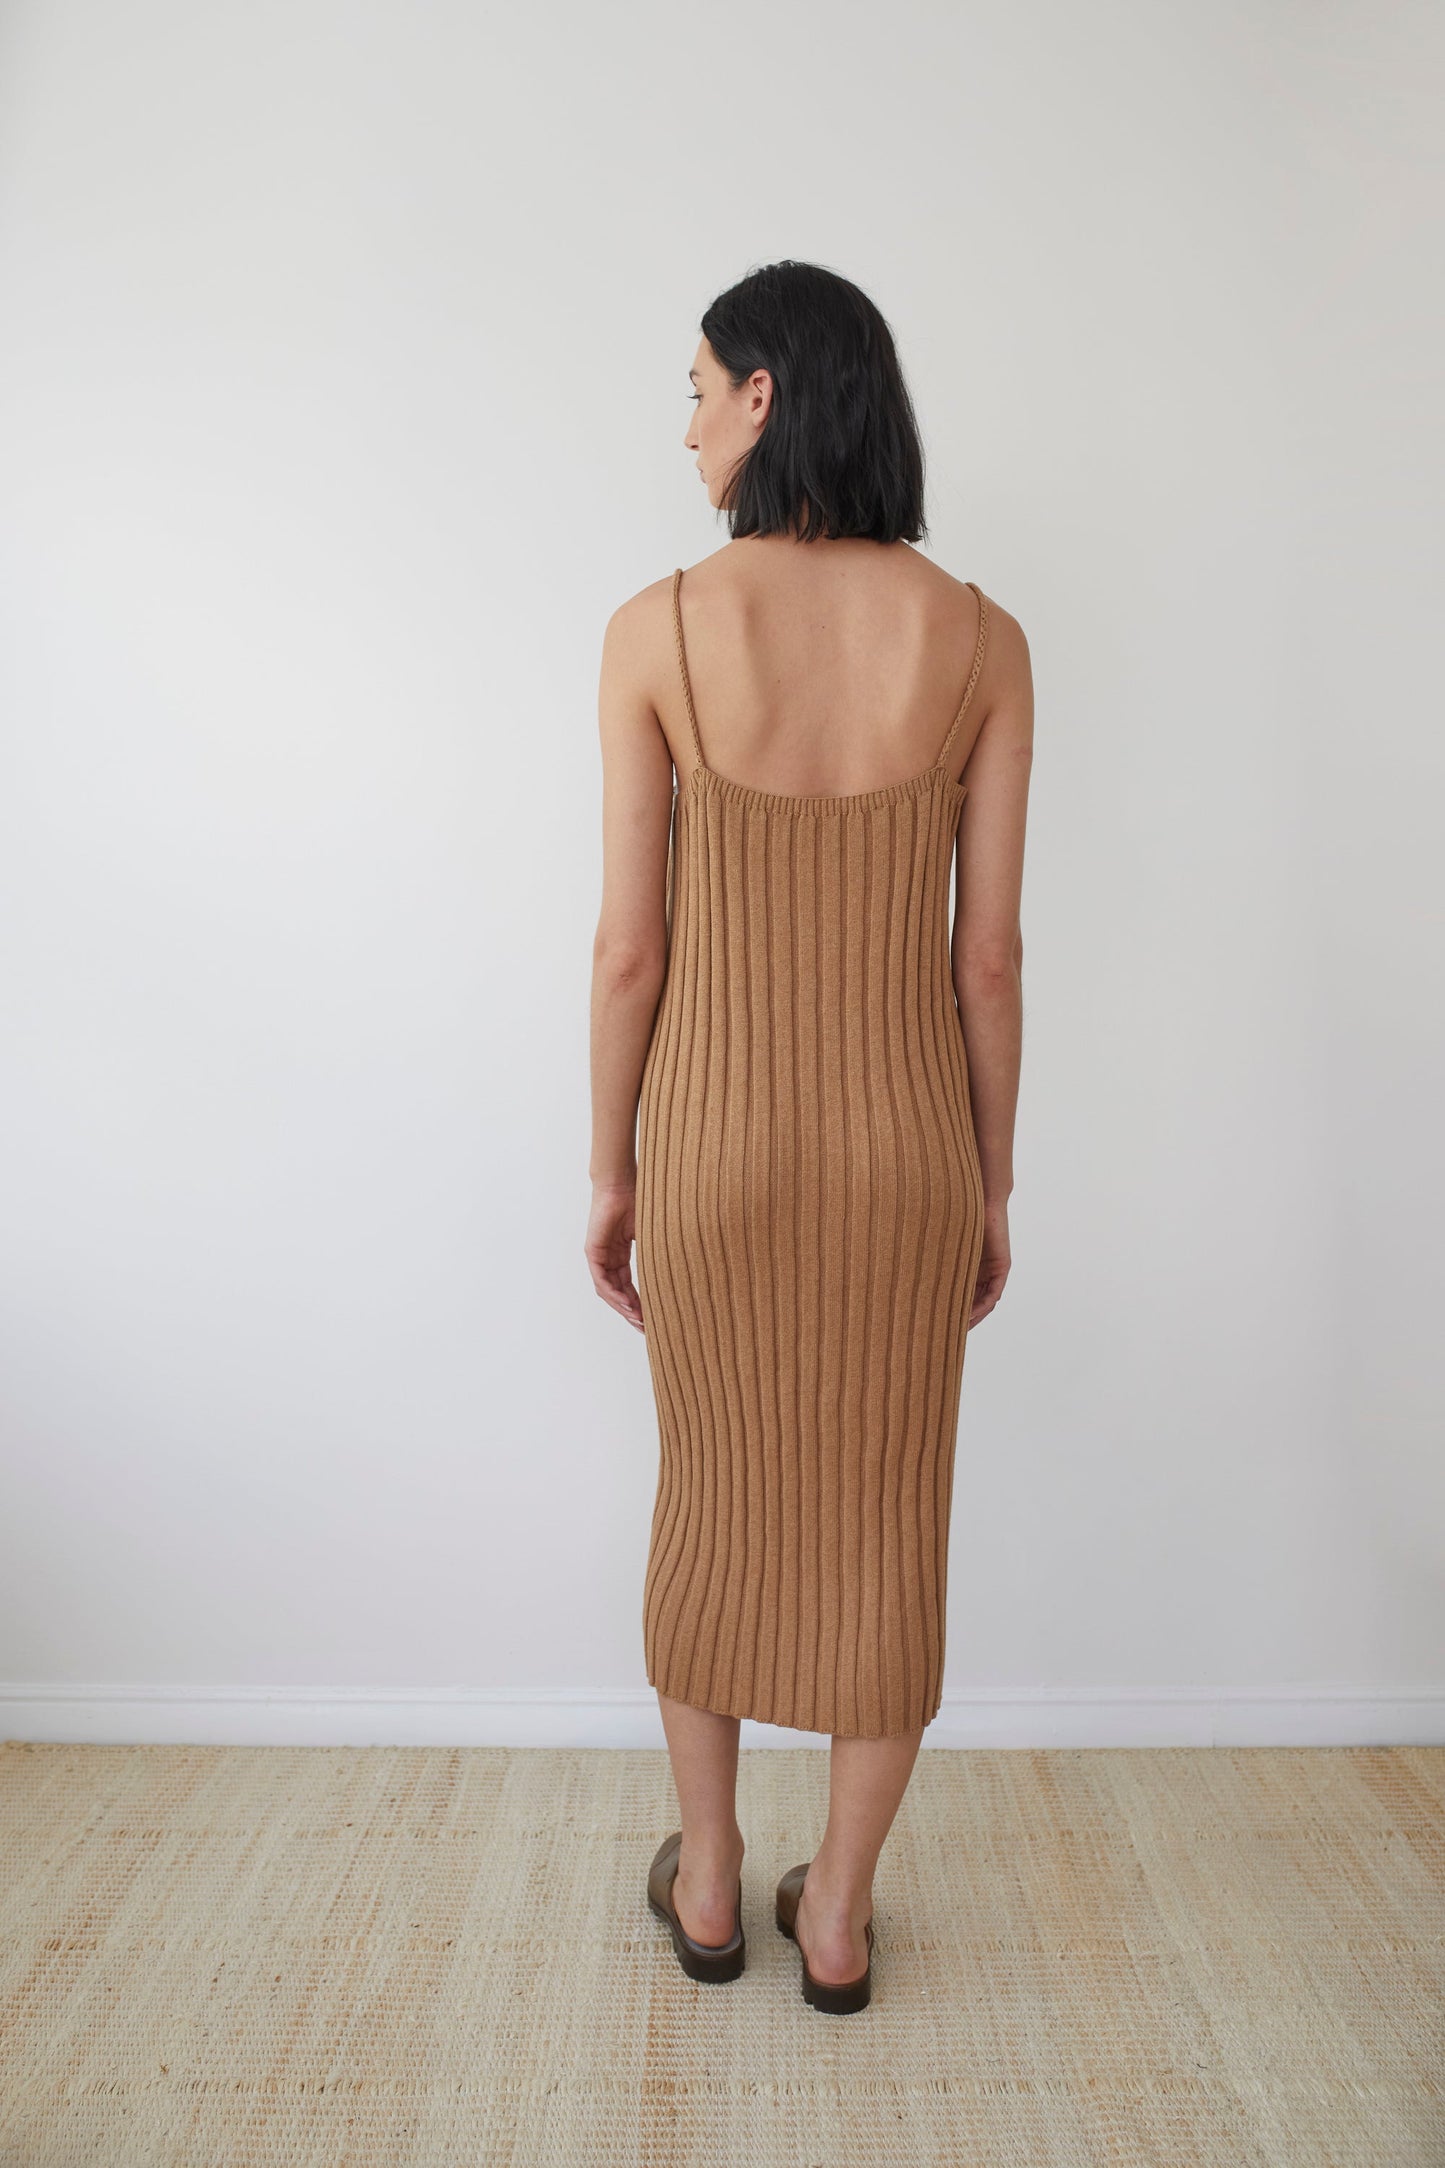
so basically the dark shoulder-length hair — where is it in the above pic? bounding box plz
[700,260,927,545]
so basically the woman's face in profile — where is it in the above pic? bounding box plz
[684,339,772,511]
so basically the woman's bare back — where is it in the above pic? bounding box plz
[655,537,998,797]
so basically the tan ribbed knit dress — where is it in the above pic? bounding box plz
[635,567,989,1738]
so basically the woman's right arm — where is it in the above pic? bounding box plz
[951,600,1033,1324]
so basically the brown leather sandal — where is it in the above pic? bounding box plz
[647,1831,746,1982]
[775,1860,874,2013]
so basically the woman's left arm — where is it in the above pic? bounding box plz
[585,590,675,1332]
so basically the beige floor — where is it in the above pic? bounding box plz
[0,1740,1440,2165]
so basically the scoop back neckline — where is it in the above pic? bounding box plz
[686,761,967,817]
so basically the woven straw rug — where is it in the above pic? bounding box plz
[0,1741,1440,2165]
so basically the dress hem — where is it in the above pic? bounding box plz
[644,1670,942,1740]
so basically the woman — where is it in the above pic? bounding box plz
[586,260,1032,2012]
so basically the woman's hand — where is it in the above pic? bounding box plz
[586,1179,645,1333]
[969,1199,1011,1327]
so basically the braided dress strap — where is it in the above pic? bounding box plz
[671,567,707,774]
[931,582,990,776]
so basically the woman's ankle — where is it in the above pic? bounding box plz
[680,1825,745,1873]
[804,1852,873,1920]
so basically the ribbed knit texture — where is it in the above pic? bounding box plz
[635,569,990,1738]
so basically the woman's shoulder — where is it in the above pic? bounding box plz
[910,552,1023,641]
[905,557,1031,727]
[904,552,1025,670]
[603,548,714,642]
[969,582,1028,668]
[606,567,678,629]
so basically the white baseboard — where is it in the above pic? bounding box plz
[2,1685,1442,1749]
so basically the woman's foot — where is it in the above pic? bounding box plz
[671,1832,746,1946]
[794,1867,873,1984]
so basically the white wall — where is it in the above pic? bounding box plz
[0,0,1439,1748]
